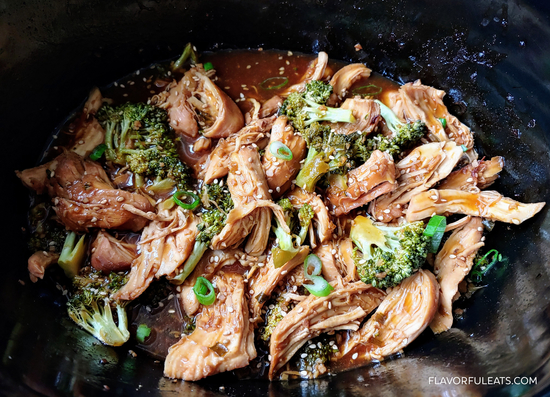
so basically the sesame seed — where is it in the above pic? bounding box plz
[301,370,308,376]
[383,209,391,214]
[227,307,234,313]
[352,353,358,360]
[466,178,474,183]
[449,254,457,259]
[309,344,316,349]
[301,353,307,358]
[512,219,520,225]
[477,227,483,232]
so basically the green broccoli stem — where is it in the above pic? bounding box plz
[303,99,355,125]
[374,99,404,134]
[170,241,209,285]
[295,149,330,192]
[173,42,199,71]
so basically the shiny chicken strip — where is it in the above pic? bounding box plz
[203,115,275,184]
[331,98,381,135]
[250,246,310,320]
[287,187,335,245]
[438,156,504,192]
[269,282,386,379]
[280,52,329,96]
[91,231,138,273]
[430,217,484,334]
[164,272,256,380]
[113,207,197,301]
[388,80,477,162]
[28,251,60,283]
[406,189,546,224]
[337,269,439,363]
[370,141,463,222]
[165,65,244,139]
[328,150,396,216]
[262,116,307,197]
[71,87,105,157]
[328,63,372,106]
[17,152,153,232]
[313,242,344,286]
[212,146,289,254]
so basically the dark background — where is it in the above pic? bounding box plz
[1,0,550,396]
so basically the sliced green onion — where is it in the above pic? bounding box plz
[269,141,293,161]
[304,254,322,278]
[89,144,107,161]
[193,277,216,305]
[204,62,214,71]
[470,249,503,283]
[423,215,447,254]
[136,324,151,343]
[173,191,200,210]
[304,276,333,297]
[173,42,198,70]
[461,144,468,152]
[259,76,289,90]
[438,118,447,128]
[352,84,382,97]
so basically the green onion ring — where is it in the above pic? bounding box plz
[304,275,333,297]
[461,144,468,152]
[193,277,216,305]
[269,141,293,161]
[173,190,200,210]
[136,324,151,343]
[89,144,107,161]
[352,84,382,97]
[438,117,447,128]
[423,215,447,253]
[259,76,289,90]
[204,62,214,71]
[304,254,323,279]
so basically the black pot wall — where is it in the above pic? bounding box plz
[1,1,550,396]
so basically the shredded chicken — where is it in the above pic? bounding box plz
[327,63,372,106]
[280,52,330,96]
[370,141,463,222]
[71,87,106,157]
[164,272,256,380]
[388,80,477,162]
[287,187,335,244]
[259,95,283,118]
[113,206,197,301]
[269,282,386,379]
[430,217,484,334]
[17,152,153,232]
[313,242,344,286]
[262,116,307,197]
[202,115,275,184]
[332,98,381,135]
[165,65,244,138]
[90,231,138,273]
[28,251,60,283]
[336,269,439,364]
[406,189,546,224]
[338,238,359,282]
[328,150,396,216]
[438,156,504,192]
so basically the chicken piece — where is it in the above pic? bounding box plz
[313,242,344,285]
[202,115,275,184]
[212,146,289,254]
[91,231,138,273]
[259,95,283,118]
[336,269,439,363]
[327,63,372,106]
[287,187,335,244]
[71,87,106,157]
[430,218,484,334]
[280,52,330,96]
[164,76,199,137]
[370,141,463,222]
[113,207,197,301]
[331,98,381,135]
[250,246,310,321]
[164,272,256,380]
[406,189,546,225]
[28,251,60,283]
[338,238,359,282]
[262,116,307,197]
[438,156,504,192]
[268,282,386,379]
[327,150,396,216]
[193,137,211,152]
[16,152,153,232]
[388,80,477,162]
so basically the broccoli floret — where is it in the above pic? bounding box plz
[27,203,67,253]
[297,204,314,244]
[367,100,426,158]
[171,182,234,284]
[295,334,339,377]
[67,267,130,346]
[58,231,87,278]
[260,296,291,342]
[350,216,430,288]
[97,102,192,190]
[280,81,355,132]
